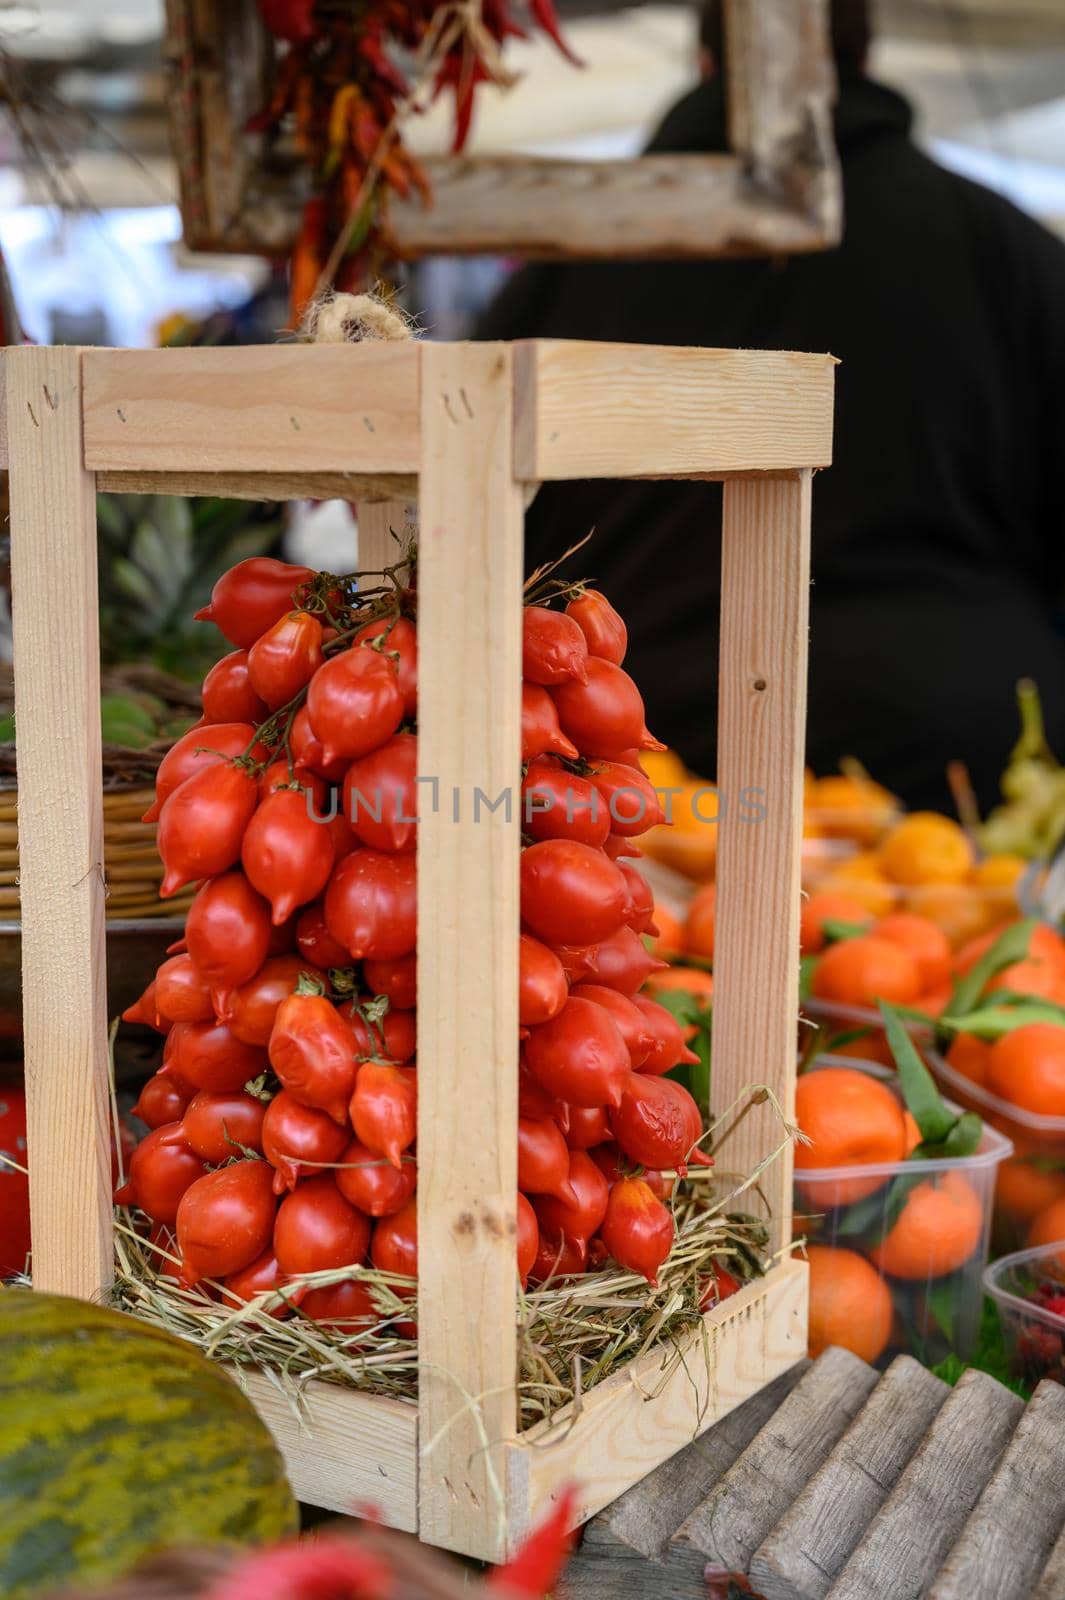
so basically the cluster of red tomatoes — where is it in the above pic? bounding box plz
[117,552,717,1337]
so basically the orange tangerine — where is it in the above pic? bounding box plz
[643,965,713,1004]
[828,1032,895,1068]
[946,1033,992,1089]
[1028,1194,1065,1252]
[799,891,873,957]
[870,1171,983,1279]
[913,982,951,1018]
[903,1110,921,1155]
[817,853,897,919]
[986,1024,1065,1118]
[683,883,716,962]
[806,1244,893,1363]
[794,1067,909,1205]
[996,1157,1065,1224]
[648,903,685,960]
[953,921,1019,976]
[879,812,975,888]
[874,912,952,992]
[904,884,995,950]
[811,936,922,1010]
[808,774,899,848]
[987,959,1065,1005]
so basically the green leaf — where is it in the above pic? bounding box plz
[799,954,818,1003]
[939,1002,1065,1039]
[880,1002,956,1144]
[653,988,707,1028]
[110,555,156,610]
[835,1170,919,1239]
[131,518,184,599]
[821,919,870,943]
[0,713,14,743]
[927,1279,957,1347]
[99,695,156,737]
[947,918,1038,1019]
[912,1111,983,1160]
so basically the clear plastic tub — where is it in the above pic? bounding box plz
[796,1057,1013,1366]
[984,1243,1065,1389]
[928,1047,1065,1254]
[803,999,935,1068]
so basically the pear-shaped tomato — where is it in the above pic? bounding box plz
[195,557,316,649]
[177,1158,278,1285]
[343,731,418,854]
[520,841,629,948]
[248,610,324,709]
[517,1192,539,1289]
[180,1090,266,1164]
[201,649,268,725]
[273,1174,371,1276]
[168,1020,267,1094]
[185,872,274,1009]
[521,683,578,763]
[350,1062,416,1170]
[144,722,261,824]
[261,1090,349,1194]
[354,615,417,718]
[325,848,416,962]
[131,1071,193,1130]
[268,988,358,1125]
[114,1123,206,1223]
[242,787,335,925]
[158,762,259,897]
[518,1117,575,1203]
[551,659,663,759]
[565,589,627,665]
[569,983,653,1067]
[524,997,629,1109]
[336,1137,416,1217]
[306,648,404,765]
[599,1176,675,1285]
[532,1151,608,1243]
[522,606,589,687]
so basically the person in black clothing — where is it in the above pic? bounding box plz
[475,0,1065,814]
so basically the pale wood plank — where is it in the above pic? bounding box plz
[416,342,523,1562]
[928,1379,1065,1600]
[386,154,835,262]
[828,1370,1026,1600]
[6,346,112,1298]
[659,1345,878,1592]
[511,1259,809,1558]
[97,470,417,503]
[712,473,812,1255]
[750,1356,949,1600]
[512,344,835,482]
[82,345,421,475]
[358,498,416,575]
[233,1371,418,1531]
[1033,1517,1065,1599]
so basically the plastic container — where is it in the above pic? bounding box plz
[928,1047,1065,1254]
[796,1057,1012,1366]
[985,1243,1065,1388]
[803,999,935,1068]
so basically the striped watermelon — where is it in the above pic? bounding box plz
[0,1288,297,1596]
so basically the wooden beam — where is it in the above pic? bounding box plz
[6,347,113,1300]
[96,472,417,504]
[81,346,421,476]
[513,342,835,482]
[415,343,523,1562]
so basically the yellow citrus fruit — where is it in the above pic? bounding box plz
[879,812,974,888]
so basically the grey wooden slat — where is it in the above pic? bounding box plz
[928,1380,1065,1600]
[1032,1509,1065,1600]
[749,1356,949,1600]
[827,1369,1026,1600]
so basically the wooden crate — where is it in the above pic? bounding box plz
[0,338,834,1563]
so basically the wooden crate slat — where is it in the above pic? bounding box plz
[6,346,113,1299]
[513,343,835,481]
[81,346,421,475]
[416,343,524,1561]
[96,470,418,503]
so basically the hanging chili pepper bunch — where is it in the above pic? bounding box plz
[252,0,580,321]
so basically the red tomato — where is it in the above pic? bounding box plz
[520,841,629,947]
[300,1278,378,1336]
[350,1061,416,1169]
[131,1071,193,1130]
[598,1176,675,1286]
[325,848,417,961]
[201,650,268,726]
[517,1193,539,1289]
[521,683,579,763]
[195,557,316,649]
[611,1075,710,1173]
[604,833,641,861]
[158,762,259,898]
[518,1117,575,1203]
[180,1090,266,1164]
[563,1104,611,1150]
[567,926,665,994]
[248,611,324,709]
[528,1230,588,1283]
[341,1000,417,1064]
[290,704,347,783]
[114,1123,207,1224]
[273,1174,371,1276]
[306,649,404,765]
[363,953,417,1012]
[168,1020,267,1094]
[185,872,273,1007]
[296,902,351,971]
[589,1141,674,1200]
[324,806,356,864]
[519,1062,563,1123]
[343,731,418,854]
[370,1198,417,1277]
[551,660,663,759]
[177,1158,278,1285]
[261,1090,349,1194]
[569,984,653,1068]
[632,995,700,1077]
[588,761,665,837]
[221,1249,289,1317]
[144,722,260,824]
[618,862,656,934]
[122,981,167,1034]
[700,1263,741,1310]
[258,762,327,808]
[0,1083,29,1276]
[522,606,589,687]
[525,997,629,1109]
[521,761,610,849]
[154,954,215,1025]
[222,955,312,1046]
[268,992,358,1124]
[336,1138,416,1217]
[565,589,627,665]
[533,1151,609,1243]
[519,934,568,1029]
[242,788,334,926]
[354,615,418,718]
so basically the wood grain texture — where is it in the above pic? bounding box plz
[664,1344,877,1586]
[712,473,812,1254]
[1033,1516,1065,1600]
[512,1259,808,1558]
[513,343,835,482]
[385,155,836,261]
[96,470,417,503]
[828,1369,1026,1600]
[82,346,421,475]
[750,1356,949,1600]
[358,498,416,574]
[234,1371,418,1529]
[6,347,112,1298]
[415,343,523,1562]
[927,1379,1065,1600]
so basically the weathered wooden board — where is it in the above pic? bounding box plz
[750,1356,949,1600]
